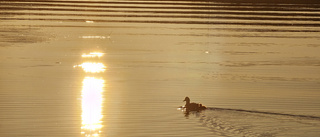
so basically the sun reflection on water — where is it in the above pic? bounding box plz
[74,62,106,73]
[82,52,104,58]
[77,52,106,136]
[81,77,104,137]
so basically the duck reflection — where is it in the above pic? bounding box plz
[81,77,104,137]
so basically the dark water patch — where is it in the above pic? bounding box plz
[143,0,320,4]
[3,24,150,30]
[2,6,320,17]
[6,17,320,28]
[2,12,320,22]
[4,24,320,34]
[209,0,320,4]
[0,26,48,47]
[2,2,320,12]
[3,0,320,7]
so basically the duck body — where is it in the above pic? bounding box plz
[183,97,206,111]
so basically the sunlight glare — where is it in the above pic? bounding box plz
[80,36,106,39]
[74,62,106,73]
[82,52,104,58]
[85,20,94,23]
[81,77,104,136]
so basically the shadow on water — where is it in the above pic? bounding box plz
[179,108,206,118]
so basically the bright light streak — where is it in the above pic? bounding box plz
[85,20,94,23]
[82,52,104,58]
[81,77,104,136]
[74,62,106,73]
[80,36,106,39]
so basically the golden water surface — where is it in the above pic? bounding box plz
[1,0,320,136]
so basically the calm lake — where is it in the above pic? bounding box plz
[1,0,320,136]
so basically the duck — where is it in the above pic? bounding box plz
[183,96,206,111]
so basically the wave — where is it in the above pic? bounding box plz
[1,12,320,22]
[2,6,320,17]
[2,2,320,12]
[207,107,320,119]
[1,0,319,29]
[186,107,320,136]
[1,17,320,27]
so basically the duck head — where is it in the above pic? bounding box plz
[183,96,190,104]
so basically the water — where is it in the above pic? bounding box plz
[1,0,320,136]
